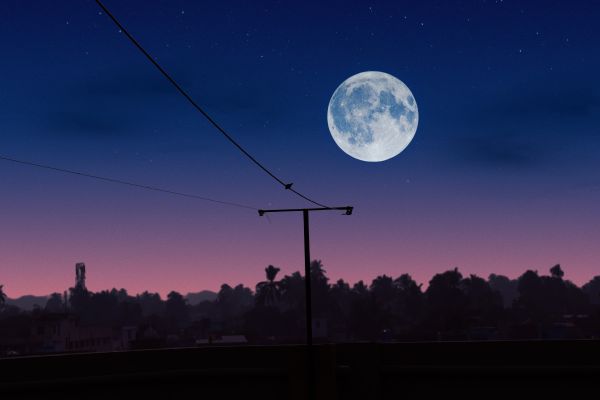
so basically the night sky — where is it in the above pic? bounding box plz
[1,0,599,297]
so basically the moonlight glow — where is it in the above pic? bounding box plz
[327,71,419,162]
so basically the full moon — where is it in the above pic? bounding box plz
[327,71,419,162]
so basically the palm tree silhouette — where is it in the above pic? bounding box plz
[256,265,281,307]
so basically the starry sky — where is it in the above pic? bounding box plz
[1,0,599,297]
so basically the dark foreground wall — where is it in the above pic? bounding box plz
[1,341,599,399]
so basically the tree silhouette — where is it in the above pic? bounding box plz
[394,274,424,334]
[512,266,591,338]
[256,265,281,307]
[137,291,164,316]
[165,291,189,332]
[550,264,565,279]
[370,275,397,335]
[348,280,377,339]
[248,265,287,341]
[328,279,352,339]
[68,284,90,316]
[3,262,600,352]
[45,293,64,313]
[425,268,467,335]
[488,274,518,308]
[461,274,503,326]
[88,290,120,325]
[279,272,305,313]
[310,260,331,319]
[563,280,590,315]
[582,276,600,305]
[111,288,130,303]
[514,270,544,324]
[0,285,6,309]
[216,284,253,334]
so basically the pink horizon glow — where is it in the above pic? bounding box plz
[2,206,598,298]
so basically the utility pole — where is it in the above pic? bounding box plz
[258,206,353,400]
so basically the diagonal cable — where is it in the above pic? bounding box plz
[94,0,328,208]
[0,155,257,211]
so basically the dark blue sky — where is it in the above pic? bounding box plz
[1,0,599,296]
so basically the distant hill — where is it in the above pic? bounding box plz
[185,290,217,305]
[4,292,217,309]
[6,295,49,310]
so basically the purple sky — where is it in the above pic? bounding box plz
[1,0,599,297]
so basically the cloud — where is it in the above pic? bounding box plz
[75,71,179,99]
[42,69,184,137]
[477,82,599,125]
[45,110,127,137]
[496,86,599,119]
[453,136,540,169]
[74,68,282,115]
[447,80,600,169]
[42,66,290,139]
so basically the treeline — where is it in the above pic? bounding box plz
[2,262,600,343]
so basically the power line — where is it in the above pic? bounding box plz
[0,155,257,211]
[94,0,328,208]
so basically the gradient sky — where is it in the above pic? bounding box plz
[1,0,599,297]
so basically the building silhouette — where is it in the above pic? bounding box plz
[75,263,86,291]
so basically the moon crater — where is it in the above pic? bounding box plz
[327,71,419,162]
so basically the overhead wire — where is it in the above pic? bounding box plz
[0,155,257,211]
[94,0,328,208]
